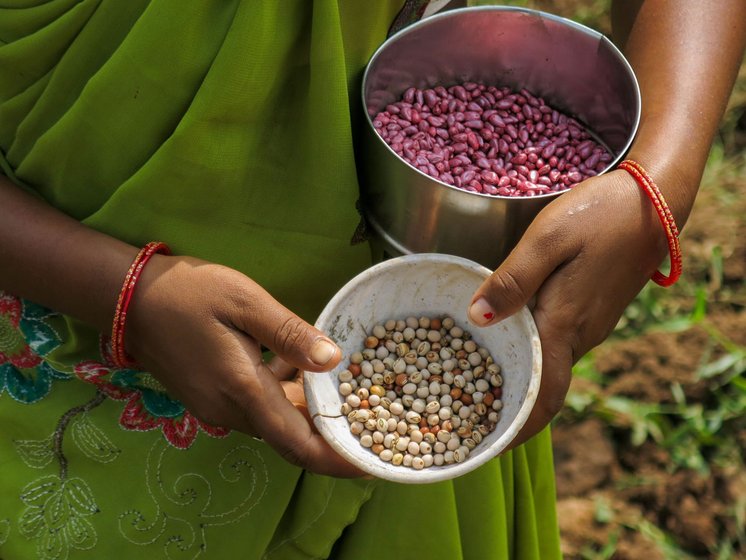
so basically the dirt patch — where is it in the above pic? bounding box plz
[553,418,616,497]
[593,329,712,404]
[554,322,746,558]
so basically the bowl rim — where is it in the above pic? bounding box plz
[360,4,641,201]
[306,253,543,483]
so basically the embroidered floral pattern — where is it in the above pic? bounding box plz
[74,360,229,449]
[0,293,67,403]
[118,439,268,559]
[19,475,98,560]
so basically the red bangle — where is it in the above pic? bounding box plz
[111,241,171,368]
[618,160,682,287]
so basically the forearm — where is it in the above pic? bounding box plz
[0,175,138,332]
[611,0,746,224]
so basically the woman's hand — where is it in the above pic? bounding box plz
[467,170,670,446]
[125,254,364,478]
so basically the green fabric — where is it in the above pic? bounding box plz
[0,1,561,558]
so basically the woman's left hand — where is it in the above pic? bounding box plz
[467,169,672,446]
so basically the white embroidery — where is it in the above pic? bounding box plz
[118,438,268,559]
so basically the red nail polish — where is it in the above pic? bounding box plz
[483,312,494,320]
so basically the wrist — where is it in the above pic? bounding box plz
[617,160,683,286]
[623,142,701,228]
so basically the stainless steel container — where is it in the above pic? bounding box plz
[360,6,641,268]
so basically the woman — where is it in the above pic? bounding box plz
[0,1,744,558]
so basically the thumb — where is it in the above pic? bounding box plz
[230,279,342,372]
[467,228,571,327]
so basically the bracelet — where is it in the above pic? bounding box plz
[617,160,682,287]
[111,241,171,368]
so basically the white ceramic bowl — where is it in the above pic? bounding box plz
[304,253,541,483]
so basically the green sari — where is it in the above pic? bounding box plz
[0,1,560,558]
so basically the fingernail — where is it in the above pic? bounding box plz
[468,297,496,326]
[310,338,337,366]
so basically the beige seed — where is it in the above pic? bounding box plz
[350,421,364,435]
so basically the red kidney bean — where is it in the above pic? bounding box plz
[511,153,527,165]
[541,144,556,159]
[488,113,506,128]
[466,132,480,150]
[585,152,601,169]
[423,89,439,108]
[452,85,468,101]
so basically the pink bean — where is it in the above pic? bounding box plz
[482,170,499,184]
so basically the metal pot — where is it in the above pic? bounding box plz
[360,6,640,268]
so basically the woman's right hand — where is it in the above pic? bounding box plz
[0,178,361,477]
[125,254,364,478]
